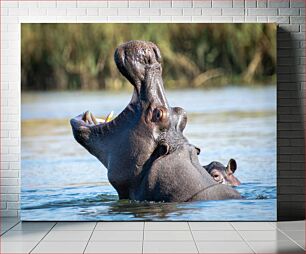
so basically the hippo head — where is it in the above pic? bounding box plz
[204,159,241,187]
[71,40,241,202]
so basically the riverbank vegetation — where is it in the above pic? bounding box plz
[21,23,276,91]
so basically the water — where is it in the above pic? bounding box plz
[21,86,276,221]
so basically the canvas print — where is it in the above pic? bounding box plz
[21,24,276,221]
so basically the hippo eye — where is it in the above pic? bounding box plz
[151,106,170,130]
[152,107,168,122]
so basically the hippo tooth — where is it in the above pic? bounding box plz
[82,110,90,121]
[81,111,113,125]
[84,110,94,124]
[90,112,98,125]
[105,111,114,123]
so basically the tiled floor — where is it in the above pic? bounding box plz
[0,218,304,253]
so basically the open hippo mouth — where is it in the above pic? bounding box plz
[71,40,241,202]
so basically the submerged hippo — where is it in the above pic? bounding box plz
[204,159,241,187]
[70,40,241,202]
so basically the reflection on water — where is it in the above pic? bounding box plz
[22,184,276,221]
[21,86,276,221]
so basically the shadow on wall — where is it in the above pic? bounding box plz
[277,27,305,221]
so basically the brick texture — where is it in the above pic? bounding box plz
[0,0,304,220]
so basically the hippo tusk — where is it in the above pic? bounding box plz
[95,111,114,123]
[105,111,114,123]
[82,110,93,124]
[82,111,115,125]
[90,112,98,125]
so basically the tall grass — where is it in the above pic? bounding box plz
[21,23,276,91]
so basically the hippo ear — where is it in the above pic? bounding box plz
[226,159,237,174]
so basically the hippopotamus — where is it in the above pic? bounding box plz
[70,40,241,202]
[203,159,241,187]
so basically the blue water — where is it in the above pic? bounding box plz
[21,86,276,221]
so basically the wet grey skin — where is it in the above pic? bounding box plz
[70,40,241,202]
[203,159,241,187]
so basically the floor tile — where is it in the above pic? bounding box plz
[276,221,305,231]
[0,230,47,242]
[239,230,290,241]
[1,229,8,235]
[144,230,193,241]
[52,222,96,231]
[189,222,234,231]
[295,240,305,250]
[192,230,243,241]
[232,222,276,231]
[11,222,55,231]
[90,230,143,241]
[282,230,305,241]
[269,222,278,229]
[1,241,37,253]
[96,222,143,231]
[1,225,16,235]
[85,241,142,253]
[32,241,87,253]
[249,240,304,253]
[143,241,198,253]
[145,222,190,230]
[196,241,254,253]
[1,221,20,229]
[1,218,20,225]
[282,230,305,249]
[1,221,20,234]
[42,230,92,242]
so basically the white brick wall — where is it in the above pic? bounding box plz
[0,0,305,218]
